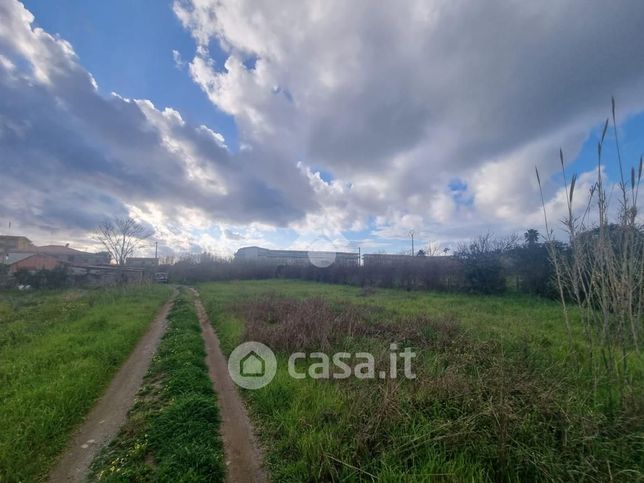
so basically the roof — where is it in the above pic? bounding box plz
[3,252,35,265]
[34,245,87,255]
[0,235,32,242]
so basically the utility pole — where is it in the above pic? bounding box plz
[409,230,415,256]
[358,246,361,266]
[155,241,158,259]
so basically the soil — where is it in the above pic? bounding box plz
[191,289,268,483]
[47,294,176,483]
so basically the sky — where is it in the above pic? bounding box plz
[1,0,643,258]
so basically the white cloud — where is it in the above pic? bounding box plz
[175,0,644,244]
[172,49,186,69]
[0,0,316,254]
[1,0,643,256]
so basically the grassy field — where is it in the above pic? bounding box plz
[0,285,172,482]
[90,292,225,482]
[198,280,644,482]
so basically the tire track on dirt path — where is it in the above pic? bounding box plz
[190,288,268,483]
[48,291,177,483]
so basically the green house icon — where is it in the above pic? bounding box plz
[240,350,265,377]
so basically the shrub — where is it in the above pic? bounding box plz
[455,234,515,294]
[509,231,560,298]
[12,266,69,289]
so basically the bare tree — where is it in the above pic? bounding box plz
[426,240,445,256]
[96,217,153,265]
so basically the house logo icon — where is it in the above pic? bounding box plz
[228,341,277,389]
[240,350,265,377]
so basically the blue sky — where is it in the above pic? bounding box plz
[569,112,644,186]
[1,0,643,257]
[24,0,239,151]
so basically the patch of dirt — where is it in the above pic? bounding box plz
[47,293,176,483]
[191,289,268,483]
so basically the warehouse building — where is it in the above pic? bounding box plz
[234,246,360,267]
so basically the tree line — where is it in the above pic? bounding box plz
[167,228,575,298]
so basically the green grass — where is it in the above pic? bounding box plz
[198,280,644,482]
[0,284,172,482]
[89,292,225,482]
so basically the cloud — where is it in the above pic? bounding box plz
[0,0,316,253]
[172,49,186,69]
[1,0,643,255]
[175,0,644,241]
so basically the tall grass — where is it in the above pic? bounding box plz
[199,280,643,481]
[537,99,643,408]
[0,285,171,481]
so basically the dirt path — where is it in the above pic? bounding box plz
[48,293,176,483]
[191,289,268,483]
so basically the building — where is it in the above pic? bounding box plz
[2,237,111,276]
[126,257,159,269]
[4,253,62,273]
[362,253,422,266]
[69,264,145,286]
[27,245,111,265]
[0,235,153,286]
[234,246,360,267]
[0,236,34,254]
[362,253,455,267]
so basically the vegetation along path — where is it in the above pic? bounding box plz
[191,288,268,483]
[48,292,176,483]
